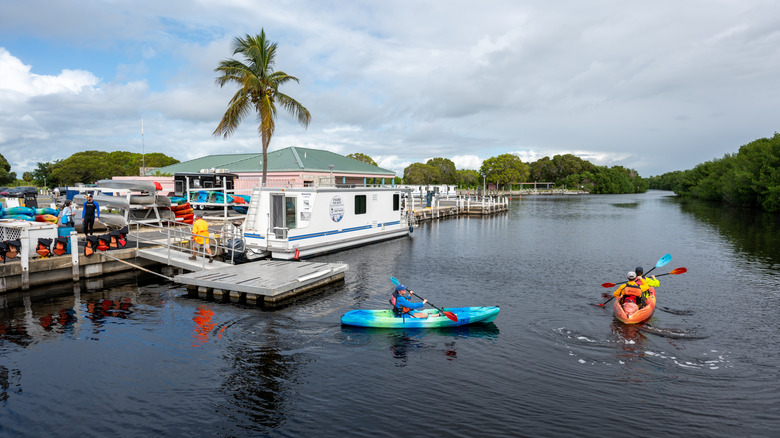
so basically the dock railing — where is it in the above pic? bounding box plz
[129,219,245,268]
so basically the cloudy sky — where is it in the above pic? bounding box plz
[1,1,779,178]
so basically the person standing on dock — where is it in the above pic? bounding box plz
[81,195,100,236]
[190,214,213,263]
[58,200,73,227]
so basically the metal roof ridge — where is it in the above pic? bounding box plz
[289,147,305,169]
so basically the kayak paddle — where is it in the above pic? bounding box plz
[390,276,458,322]
[600,267,687,288]
[597,254,672,307]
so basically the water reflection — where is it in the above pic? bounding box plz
[677,198,780,266]
[341,324,500,366]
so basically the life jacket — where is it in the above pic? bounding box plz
[97,234,111,251]
[108,230,121,249]
[117,226,128,248]
[85,235,99,256]
[622,282,643,297]
[53,236,69,256]
[4,239,20,260]
[36,238,53,257]
[390,291,412,317]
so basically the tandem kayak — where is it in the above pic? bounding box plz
[340,306,500,328]
[614,287,656,324]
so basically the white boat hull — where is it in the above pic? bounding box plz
[241,186,412,260]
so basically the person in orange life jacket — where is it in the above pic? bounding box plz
[633,266,659,307]
[391,284,430,318]
[612,271,650,315]
[82,195,100,236]
[190,214,213,263]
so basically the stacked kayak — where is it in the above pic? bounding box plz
[341,306,500,328]
[614,287,656,324]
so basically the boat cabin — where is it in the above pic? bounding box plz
[174,172,238,197]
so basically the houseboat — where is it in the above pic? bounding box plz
[226,185,413,261]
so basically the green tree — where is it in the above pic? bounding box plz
[426,158,457,184]
[214,30,311,185]
[456,169,480,188]
[480,154,529,190]
[22,172,33,183]
[32,161,58,188]
[403,163,440,185]
[346,153,377,166]
[0,152,16,185]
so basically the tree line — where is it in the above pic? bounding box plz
[648,132,780,212]
[0,151,179,188]
[351,153,647,194]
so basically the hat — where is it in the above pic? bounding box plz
[195,213,202,218]
[395,284,406,291]
[635,266,644,275]
[627,271,636,280]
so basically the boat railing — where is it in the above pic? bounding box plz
[129,220,245,267]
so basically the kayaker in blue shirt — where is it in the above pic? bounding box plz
[391,284,429,318]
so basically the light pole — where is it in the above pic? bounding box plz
[329,165,334,186]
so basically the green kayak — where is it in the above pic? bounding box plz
[340,306,500,328]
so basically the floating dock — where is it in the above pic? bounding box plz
[174,259,348,308]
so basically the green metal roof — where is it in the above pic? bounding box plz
[152,147,395,176]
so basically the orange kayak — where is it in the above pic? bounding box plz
[614,287,656,324]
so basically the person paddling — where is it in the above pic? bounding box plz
[391,284,435,319]
[633,266,659,307]
[612,271,650,316]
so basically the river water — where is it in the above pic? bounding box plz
[1,191,779,437]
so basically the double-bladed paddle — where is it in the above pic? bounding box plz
[600,267,687,288]
[596,253,672,307]
[390,276,458,322]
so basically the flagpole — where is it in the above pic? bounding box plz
[141,118,145,176]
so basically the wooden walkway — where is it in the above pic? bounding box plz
[173,259,348,308]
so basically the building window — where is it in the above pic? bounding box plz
[393,194,400,211]
[355,195,367,215]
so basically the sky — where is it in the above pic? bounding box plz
[1,0,779,178]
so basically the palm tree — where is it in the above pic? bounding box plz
[213,30,311,185]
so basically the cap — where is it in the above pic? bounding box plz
[395,284,406,291]
[627,271,636,280]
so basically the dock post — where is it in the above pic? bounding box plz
[20,229,29,291]
[70,231,79,282]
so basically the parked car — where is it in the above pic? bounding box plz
[4,186,37,197]
[0,187,9,196]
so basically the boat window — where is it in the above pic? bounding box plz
[355,195,367,215]
[286,197,297,229]
[393,194,400,211]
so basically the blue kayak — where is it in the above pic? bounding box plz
[340,306,500,328]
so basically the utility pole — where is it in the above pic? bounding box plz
[141,118,146,176]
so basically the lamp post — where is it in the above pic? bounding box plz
[329,165,334,186]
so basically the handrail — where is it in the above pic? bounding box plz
[129,219,244,267]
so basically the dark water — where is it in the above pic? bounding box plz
[2,191,779,437]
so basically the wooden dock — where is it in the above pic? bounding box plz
[173,259,348,308]
[411,196,509,221]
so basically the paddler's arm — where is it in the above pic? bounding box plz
[612,284,626,298]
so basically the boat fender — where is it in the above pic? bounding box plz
[409,226,414,233]
[294,248,300,261]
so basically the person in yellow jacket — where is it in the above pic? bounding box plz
[613,271,650,315]
[190,214,213,263]
[633,266,659,307]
